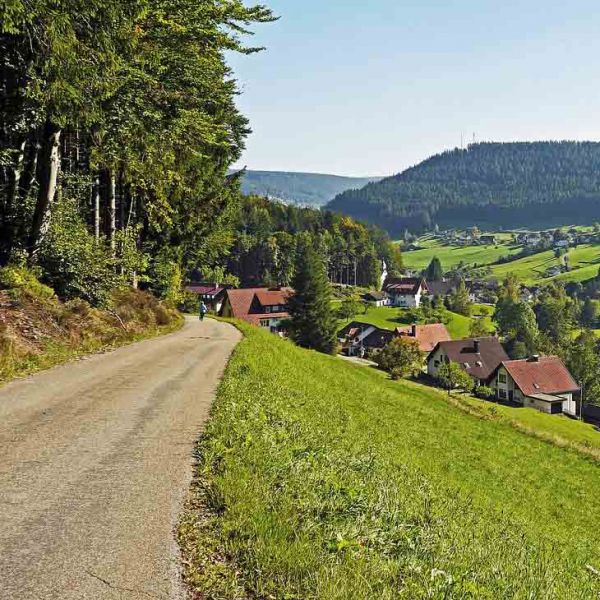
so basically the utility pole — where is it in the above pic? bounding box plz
[580,379,585,421]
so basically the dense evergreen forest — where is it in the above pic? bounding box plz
[328,142,600,236]
[0,0,275,304]
[221,196,402,288]
[236,170,381,207]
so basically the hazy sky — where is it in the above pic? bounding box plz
[229,0,600,177]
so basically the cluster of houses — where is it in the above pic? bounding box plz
[186,277,582,418]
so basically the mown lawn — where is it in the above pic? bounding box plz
[348,305,493,339]
[179,323,600,599]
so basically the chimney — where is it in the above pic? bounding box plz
[411,324,417,337]
[473,340,480,353]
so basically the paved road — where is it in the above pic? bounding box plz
[0,317,240,599]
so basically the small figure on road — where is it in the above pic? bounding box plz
[199,301,208,321]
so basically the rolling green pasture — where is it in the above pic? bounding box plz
[402,233,600,285]
[401,236,521,271]
[489,244,600,283]
[352,304,493,339]
[179,323,600,599]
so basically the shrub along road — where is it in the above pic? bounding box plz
[0,317,240,599]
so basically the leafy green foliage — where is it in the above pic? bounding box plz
[437,362,475,394]
[374,336,423,379]
[424,256,443,280]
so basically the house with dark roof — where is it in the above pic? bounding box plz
[427,337,509,386]
[219,287,293,333]
[395,323,452,353]
[491,356,579,415]
[383,277,427,308]
[185,282,229,313]
[338,321,394,356]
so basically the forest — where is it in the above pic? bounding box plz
[0,0,275,305]
[222,196,402,288]
[328,142,600,235]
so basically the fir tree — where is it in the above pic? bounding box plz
[288,235,337,354]
[424,256,443,281]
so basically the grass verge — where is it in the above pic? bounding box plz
[179,322,600,599]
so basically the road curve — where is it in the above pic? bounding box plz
[0,317,241,599]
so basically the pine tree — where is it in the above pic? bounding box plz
[288,235,337,354]
[449,279,472,316]
[424,256,443,281]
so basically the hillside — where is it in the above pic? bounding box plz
[237,170,382,207]
[179,322,600,598]
[327,142,600,235]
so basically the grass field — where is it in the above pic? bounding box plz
[179,323,600,599]
[489,244,600,283]
[401,235,522,271]
[349,304,494,339]
[402,235,600,285]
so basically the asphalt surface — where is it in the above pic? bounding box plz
[0,317,241,599]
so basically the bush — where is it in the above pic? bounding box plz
[38,198,118,306]
[476,385,495,400]
[437,362,475,394]
[0,266,56,301]
[374,337,423,379]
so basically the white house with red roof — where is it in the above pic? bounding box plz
[383,277,427,308]
[219,287,293,333]
[491,356,579,416]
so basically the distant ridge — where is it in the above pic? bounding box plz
[234,170,383,207]
[326,141,600,236]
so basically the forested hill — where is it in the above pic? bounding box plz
[327,142,600,236]
[236,170,382,207]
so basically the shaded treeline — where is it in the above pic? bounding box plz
[0,0,274,303]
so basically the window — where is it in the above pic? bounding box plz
[498,373,507,384]
[259,319,270,328]
[265,306,271,313]
[499,389,507,399]
[434,360,440,367]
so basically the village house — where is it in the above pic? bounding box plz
[395,323,451,353]
[338,321,393,356]
[479,234,497,245]
[219,287,292,333]
[491,356,579,416]
[383,277,427,308]
[185,282,229,313]
[362,290,391,307]
[427,337,509,386]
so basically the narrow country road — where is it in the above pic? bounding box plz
[0,317,241,600]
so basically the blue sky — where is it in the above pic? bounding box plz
[229,0,600,176]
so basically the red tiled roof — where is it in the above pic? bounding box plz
[254,288,293,307]
[221,288,292,326]
[186,283,227,296]
[383,277,424,295]
[501,356,580,397]
[430,337,509,381]
[395,323,451,353]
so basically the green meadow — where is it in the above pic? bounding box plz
[179,323,600,599]
[402,234,600,285]
[351,304,494,339]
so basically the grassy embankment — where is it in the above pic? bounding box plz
[179,323,600,599]
[0,267,182,384]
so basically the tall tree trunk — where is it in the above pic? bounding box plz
[28,120,61,258]
[0,138,26,263]
[92,174,100,239]
[108,170,116,253]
